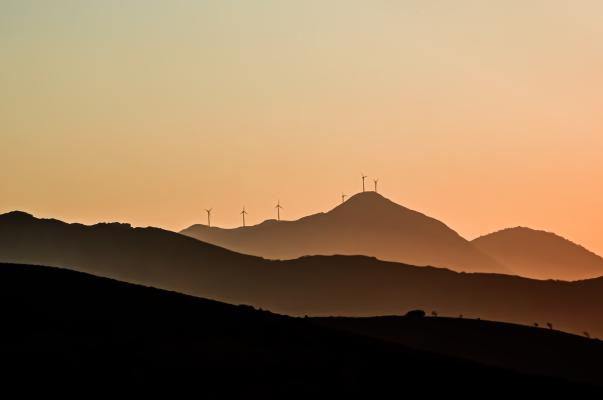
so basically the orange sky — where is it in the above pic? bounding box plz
[2,1,603,254]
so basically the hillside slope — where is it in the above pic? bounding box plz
[316,316,603,386]
[3,262,597,395]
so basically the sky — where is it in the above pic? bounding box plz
[2,1,603,253]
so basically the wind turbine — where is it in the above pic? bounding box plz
[275,201,283,221]
[373,178,379,193]
[241,207,248,227]
[361,174,368,192]
[341,193,347,204]
[205,208,212,227]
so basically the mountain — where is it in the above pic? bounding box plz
[2,211,603,337]
[473,227,603,281]
[0,262,599,395]
[0,211,266,303]
[181,192,507,273]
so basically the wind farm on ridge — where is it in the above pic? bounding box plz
[204,174,380,228]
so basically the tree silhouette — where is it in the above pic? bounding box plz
[405,309,426,319]
[431,310,438,317]
[546,322,553,330]
[533,323,539,328]
[459,314,463,319]
[584,331,591,339]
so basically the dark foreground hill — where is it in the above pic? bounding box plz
[315,316,603,387]
[2,211,603,337]
[0,263,599,396]
[473,227,603,281]
[181,192,506,273]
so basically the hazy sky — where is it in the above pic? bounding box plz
[2,1,603,253]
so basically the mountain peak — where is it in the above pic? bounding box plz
[339,191,392,206]
[331,191,414,216]
[327,191,450,231]
[182,192,507,274]
[473,227,603,280]
[475,226,594,252]
[481,226,557,237]
[0,211,35,221]
[347,191,388,200]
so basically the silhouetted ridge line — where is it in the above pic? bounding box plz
[473,226,603,280]
[2,210,603,338]
[181,192,507,273]
[314,315,603,387]
[0,262,600,394]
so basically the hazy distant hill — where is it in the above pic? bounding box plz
[181,192,506,274]
[473,227,603,281]
[1,211,603,337]
[1,262,596,395]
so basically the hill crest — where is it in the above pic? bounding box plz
[473,226,603,281]
[181,192,507,274]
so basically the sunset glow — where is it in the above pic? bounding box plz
[2,1,603,253]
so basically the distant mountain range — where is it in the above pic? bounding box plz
[182,192,507,274]
[2,262,598,394]
[2,210,603,337]
[472,227,603,281]
[182,192,603,280]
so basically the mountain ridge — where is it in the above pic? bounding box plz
[181,192,507,274]
[2,210,603,337]
[473,226,603,281]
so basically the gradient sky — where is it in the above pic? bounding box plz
[2,1,603,254]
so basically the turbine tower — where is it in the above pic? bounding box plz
[341,193,347,204]
[361,174,368,192]
[241,207,248,227]
[205,208,212,227]
[275,201,283,221]
[373,179,379,193]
